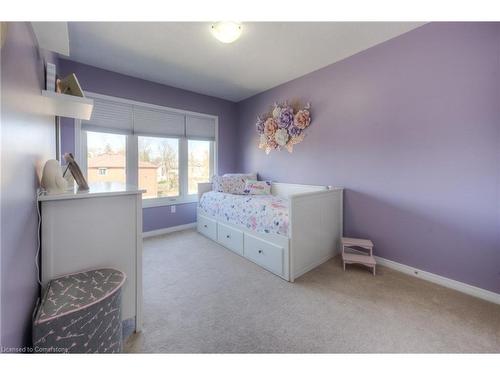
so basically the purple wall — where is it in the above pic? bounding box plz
[60,116,75,159]
[58,60,238,232]
[236,23,500,293]
[1,23,57,348]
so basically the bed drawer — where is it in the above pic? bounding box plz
[197,215,217,241]
[244,233,284,276]
[217,223,244,255]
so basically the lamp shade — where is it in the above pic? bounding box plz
[211,22,242,44]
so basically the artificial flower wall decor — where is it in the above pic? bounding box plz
[255,101,312,154]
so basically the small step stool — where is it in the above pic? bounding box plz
[341,237,376,275]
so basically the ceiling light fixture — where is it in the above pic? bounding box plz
[211,22,242,44]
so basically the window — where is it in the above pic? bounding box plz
[79,94,216,207]
[138,136,179,199]
[188,140,212,195]
[86,131,126,185]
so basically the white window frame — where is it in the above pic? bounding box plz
[75,92,218,208]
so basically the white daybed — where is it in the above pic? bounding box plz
[197,182,343,282]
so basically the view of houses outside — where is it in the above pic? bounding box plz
[86,132,212,199]
[138,136,179,198]
[87,153,159,196]
[87,132,160,197]
[87,131,127,184]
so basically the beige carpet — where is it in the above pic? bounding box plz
[124,229,500,353]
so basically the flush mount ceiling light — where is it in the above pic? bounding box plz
[211,22,242,44]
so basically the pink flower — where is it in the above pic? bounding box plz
[264,118,278,137]
[294,109,311,129]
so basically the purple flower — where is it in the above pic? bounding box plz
[255,117,265,134]
[277,106,294,129]
[288,126,302,137]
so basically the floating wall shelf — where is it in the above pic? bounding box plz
[42,90,94,120]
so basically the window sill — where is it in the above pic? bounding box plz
[142,195,198,208]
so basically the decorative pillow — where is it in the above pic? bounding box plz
[244,180,272,195]
[212,175,248,194]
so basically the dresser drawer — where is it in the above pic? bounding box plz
[244,233,284,276]
[197,215,217,241]
[217,223,243,255]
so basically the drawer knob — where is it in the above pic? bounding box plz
[203,224,208,228]
[258,250,263,254]
[226,235,230,239]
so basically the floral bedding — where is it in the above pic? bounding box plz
[198,191,290,237]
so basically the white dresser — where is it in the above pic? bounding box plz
[39,183,144,331]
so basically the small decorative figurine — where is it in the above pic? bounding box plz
[41,159,67,194]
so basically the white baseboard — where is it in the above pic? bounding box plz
[374,256,500,305]
[142,223,197,238]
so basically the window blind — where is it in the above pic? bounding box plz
[185,115,216,141]
[81,98,134,134]
[133,107,185,138]
[82,96,216,140]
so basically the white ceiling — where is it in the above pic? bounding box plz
[66,22,424,102]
